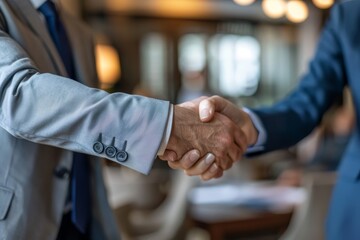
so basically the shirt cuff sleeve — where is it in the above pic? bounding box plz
[242,108,267,153]
[157,104,173,156]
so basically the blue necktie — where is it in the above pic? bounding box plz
[38,1,91,233]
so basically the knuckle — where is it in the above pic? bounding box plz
[217,148,228,159]
[183,161,193,170]
[216,171,224,178]
[219,134,233,146]
[222,160,232,170]
[168,162,178,169]
[234,149,242,162]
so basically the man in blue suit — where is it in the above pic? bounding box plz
[164,0,360,238]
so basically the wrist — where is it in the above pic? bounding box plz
[242,111,259,146]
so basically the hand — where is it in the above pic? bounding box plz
[198,95,258,145]
[167,149,224,181]
[160,102,248,170]
[162,96,259,180]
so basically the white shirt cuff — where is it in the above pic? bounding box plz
[157,104,173,156]
[242,108,267,153]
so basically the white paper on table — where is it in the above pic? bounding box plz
[188,183,306,208]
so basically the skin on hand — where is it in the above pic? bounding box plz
[160,95,259,181]
[199,95,258,145]
[163,105,247,170]
[166,149,223,181]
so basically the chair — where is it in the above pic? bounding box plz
[115,170,199,240]
[279,171,337,240]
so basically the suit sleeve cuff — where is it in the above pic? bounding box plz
[157,104,173,156]
[243,108,267,153]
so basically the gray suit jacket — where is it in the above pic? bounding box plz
[0,0,171,239]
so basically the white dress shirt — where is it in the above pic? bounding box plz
[30,0,48,8]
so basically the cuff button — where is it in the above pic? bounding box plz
[93,142,104,154]
[116,151,128,162]
[105,146,117,158]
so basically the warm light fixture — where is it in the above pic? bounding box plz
[286,0,309,23]
[262,0,286,19]
[234,0,329,23]
[312,0,334,9]
[95,44,121,89]
[233,0,256,6]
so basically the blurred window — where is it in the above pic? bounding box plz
[178,34,207,73]
[209,34,260,97]
[177,34,208,103]
[140,33,167,98]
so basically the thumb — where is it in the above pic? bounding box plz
[199,99,215,122]
[200,95,240,123]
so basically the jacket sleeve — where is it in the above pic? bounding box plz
[251,3,346,153]
[0,29,170,174]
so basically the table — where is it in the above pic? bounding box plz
[188,181,301,240]
[191,204,293,240]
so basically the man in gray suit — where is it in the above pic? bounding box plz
[0,0,248,239]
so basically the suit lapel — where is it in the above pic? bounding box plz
[7,0,68,77]
[4,0,98,87]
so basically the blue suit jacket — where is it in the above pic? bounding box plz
[252,1,360,239]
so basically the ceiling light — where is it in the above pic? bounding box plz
[312,0,334,9]
[286,0,309,23]
[262,0,286,19]
[233,0,256,6]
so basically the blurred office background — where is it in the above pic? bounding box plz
[59,0,348,239]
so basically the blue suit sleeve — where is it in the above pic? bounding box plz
[251,3,346,153]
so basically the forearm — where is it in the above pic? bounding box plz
[0,31,170,174]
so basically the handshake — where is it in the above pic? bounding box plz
[158,96,259,181]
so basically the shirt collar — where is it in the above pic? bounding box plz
[30,0,48,9]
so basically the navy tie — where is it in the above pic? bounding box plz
[38,1,91,233]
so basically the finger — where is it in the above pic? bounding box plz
[208,113,242,168]
[167,149,200,170]
[200,163,223,181]
[217,153,233,170]
[168,161,181,170]
[158,150,178,162]
[220,117,247,163]
[178,149,201,169]
[226,133,246,164]
[214,170,224,179]
[226,144,242,164]
[212,136,233,170]
[184,153,215,176]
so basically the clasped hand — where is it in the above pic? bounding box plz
[159,96,258,181]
